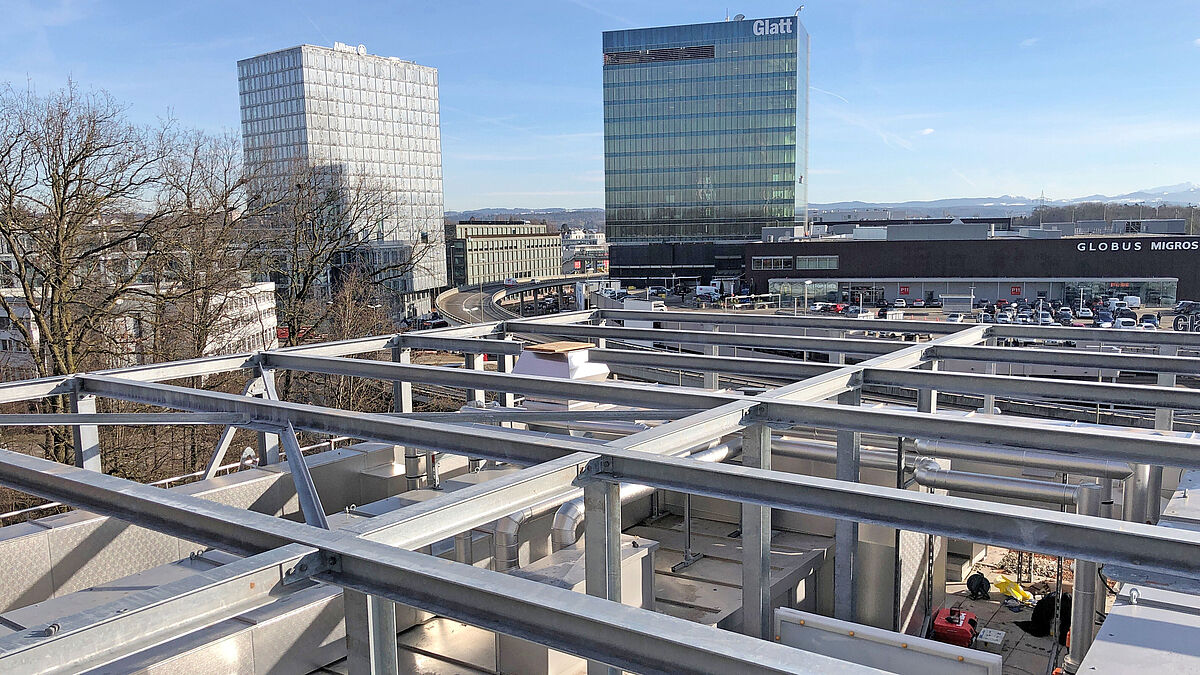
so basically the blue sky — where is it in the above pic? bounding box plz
[2,0,1198,209]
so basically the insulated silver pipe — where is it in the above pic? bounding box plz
[404,446,423,490]
[772,437,912,472]
[912,458,1079,506]
[909,438,1133,480]
[1068,483,1102,671]
[548,439,742,553]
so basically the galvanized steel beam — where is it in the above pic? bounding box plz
[0,450,865,675]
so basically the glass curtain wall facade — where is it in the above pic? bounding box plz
[603,16,809,243]
[237,44,446,295]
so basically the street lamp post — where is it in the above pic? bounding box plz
[803,279,813,315]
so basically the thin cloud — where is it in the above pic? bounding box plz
[820,104,914,151]
[565,0,637,27]
[1020,37,1040,48]
[811,86,850,104]
[952,168,977,187]
[1194,38,1200,47]
[918,128,935,136]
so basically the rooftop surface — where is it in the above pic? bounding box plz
[0,307,1197,673]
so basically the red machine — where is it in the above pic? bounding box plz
[930,607,979,648]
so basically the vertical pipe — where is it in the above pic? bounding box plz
[393,347,421,490]
[1122,466,1150,524]
[464,351,486,472]
[1067,483,1101,672]
[584,477,621,675]
[834,388,861,622]
[454,532,472,564]
[69,390,102,472]
[741,424,772,638]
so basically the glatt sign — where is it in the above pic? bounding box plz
[753,18,795,36]
[1174,315,1200,332]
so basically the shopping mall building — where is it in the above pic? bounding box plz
[744,226,1200,307]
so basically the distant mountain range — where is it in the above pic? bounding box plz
[447,182,1200,221]
[812,182,1200,217]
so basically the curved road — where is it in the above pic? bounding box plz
[437,274,607,325]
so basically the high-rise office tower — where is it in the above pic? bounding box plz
[237,42,446,309]
[603,16,809,244]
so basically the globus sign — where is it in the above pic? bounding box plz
[1011,286,1022,296]
[898,286,909,295]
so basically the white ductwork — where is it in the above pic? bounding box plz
[548,439,742,553]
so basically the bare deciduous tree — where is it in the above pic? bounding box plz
[0,81,177,464]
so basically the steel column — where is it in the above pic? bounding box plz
[464,352,487,405]
[584,476,623,675]
[497,351,517,408]
[344,590,399,675]
[741,423,773,638]
[68,388,101,472]
[703,324,719,390]
[391,347,413,413]
[917,361,938,414]
[1147,345,1178,523]
[255,367,281,464]
[834,388,861,622]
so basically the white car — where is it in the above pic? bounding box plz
[945,313,963,323]
[1038,311,1055,325]
[912,299,926,308]
[1076,307,1094,319]
[1114,317,1137,329]
[893,298,907,308]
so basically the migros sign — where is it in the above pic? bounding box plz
[752,18,795,36]
[1075,238,1200,253]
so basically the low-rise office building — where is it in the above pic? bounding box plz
[446,220,562,287]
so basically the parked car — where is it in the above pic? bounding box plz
[1076,307,1094,320]
[1140,314,1160,329]
[1114,317,1137,329]
[893,298,907,308]
[1038,311,1055,325]
[978,312,995,323]
[647,285,669,297]
[1094,310,1115,328]
[417,317,449,330]
[694,292,718,303]
[845,306,864,318]
[995,313,1012,324]
[945,313,964,323]
[928,298,943,308]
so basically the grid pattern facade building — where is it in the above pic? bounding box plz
[446,221,562,287]
[603,16,809,243]
[237,43,446,298]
